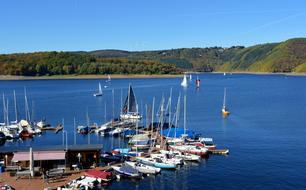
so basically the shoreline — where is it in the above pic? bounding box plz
[212,71,306,76]
[0,72,306,81]
[0,74,183,81]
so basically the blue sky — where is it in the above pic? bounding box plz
[1,0,306,53]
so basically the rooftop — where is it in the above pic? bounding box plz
[0,144,103,154]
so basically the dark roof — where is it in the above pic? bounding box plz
[0,144,103,154]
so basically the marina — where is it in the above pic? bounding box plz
[1,0,306,189]
[0,73,306,190]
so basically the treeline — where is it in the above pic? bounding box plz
[0,52,180,76]
[90,38,306,73]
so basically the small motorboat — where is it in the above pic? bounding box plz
[77,125,89,134]
[85,169,113,182]
[150,153,184,165]
[170,145,209,157]
[112,165,141,178]
[125,161,161,174]
[160,150,201,162]
[136,157,177,169]
[100,152,126,164]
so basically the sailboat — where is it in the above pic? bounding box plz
[181,75,188,87]
[195,76,200,88]
[222,88,230,116]
[120,84,142,120]
[93,83,103,97]
[189,74,192,81]
[106,74,111,82]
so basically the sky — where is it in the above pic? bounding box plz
[1,0,306,53]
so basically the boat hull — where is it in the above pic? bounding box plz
[136,157,176,169]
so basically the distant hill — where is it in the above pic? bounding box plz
[1,38,306,76]
[89,50,130,58]
[88,38,306,73]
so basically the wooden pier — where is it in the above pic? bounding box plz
[209,149,229,155]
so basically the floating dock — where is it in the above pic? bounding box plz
[209,149,229,155]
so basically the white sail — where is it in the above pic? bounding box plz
[98,83,102,93]
[223,88,227,108]
[222,87,230,116]
[181,75,188,87]
[94,83,103,96]
[189,74,192,81]
[106,74,111,82]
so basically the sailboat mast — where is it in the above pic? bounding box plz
[160,96,165,148]
[136,104,139,154]
[87,109,90,144]
[127,85,130,113]
[169,88,172,127]
[184,95,186,135]
[151,97,155,140]
[74,117,76,145]
[2,94,6,124]
[13,90,17,122]
[31,101,35,123]
[6,100,9,126]
[175,94,181,138]
[24,87,31,122]
[24,88,27,121]
[104,102,107,122]
[223,88,227,108]
[145,104,148,128]
[120,89,123,115]
[112,89,115,120]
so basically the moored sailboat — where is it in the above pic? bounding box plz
[120,85,141,120]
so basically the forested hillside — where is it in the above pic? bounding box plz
[1,38,306,76]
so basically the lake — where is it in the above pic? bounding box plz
[1,73,306,190]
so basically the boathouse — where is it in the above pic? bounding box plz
[0,144,102,171]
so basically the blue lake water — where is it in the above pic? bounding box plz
[1,73,306,189]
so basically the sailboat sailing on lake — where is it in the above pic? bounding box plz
[222,88,230,117]
[93,83,103,97]
[181,75,188,87]
[106,74,111,82]
[120,85,142,120]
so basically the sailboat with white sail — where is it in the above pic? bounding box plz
[120,84,142,120]
[181,75,188,87]
[93,83,103,97]
[106,74,111,82]
[221,87,230,116]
